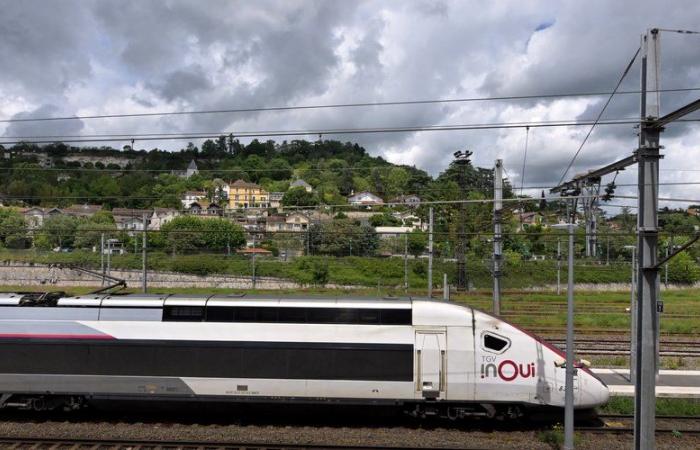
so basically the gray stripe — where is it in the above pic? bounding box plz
[0,374,195,396]
[0,320,106,336]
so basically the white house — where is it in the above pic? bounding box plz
[150,208,179,230]
[181,190,206,208]
[375,225,419,239]
[348,191,384,206]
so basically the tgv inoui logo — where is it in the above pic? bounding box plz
[480,359,536,381]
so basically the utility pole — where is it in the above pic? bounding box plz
[625,245,637,383]
[404,233,408,293]
[100,233,105,287]
[453,150,472,290]
[634,28,662,450]
[552,214,577,450]
[664,243,669,287]
[443,273,449,300]
[493,159,503,315]
[557,238,562,295]
[428,207,433,298]
[142,213,148,293]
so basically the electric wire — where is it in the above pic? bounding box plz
[2,87,700,124]
[557,46,641,186]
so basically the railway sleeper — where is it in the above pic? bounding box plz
[0,394,85,411]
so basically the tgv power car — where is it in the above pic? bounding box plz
[0,292,608,418]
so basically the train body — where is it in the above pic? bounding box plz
[0,292,608,418]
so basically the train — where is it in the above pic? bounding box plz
[0,291,609,419]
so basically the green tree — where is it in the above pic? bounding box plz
[160,216,245,254]
[282,187,319,207]
[668,251,700,284]
[407,230,428,257]
[307,220,378,256]
[38,215,79,249]
[0,212,28,249]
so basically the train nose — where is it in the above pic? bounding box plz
[579,373,610,408]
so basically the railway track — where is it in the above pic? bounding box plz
[0,438,478,450]
[549,338,700,357]
[581,414,700,435]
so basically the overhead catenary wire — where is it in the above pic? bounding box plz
[557,46,641,186]
[3,117,700,147]
[2,87,700,124]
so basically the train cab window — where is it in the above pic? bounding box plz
[482,332,510,353]
[163,305,204,322]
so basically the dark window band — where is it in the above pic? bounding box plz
[163,306,412,325]
[0,339,413,382]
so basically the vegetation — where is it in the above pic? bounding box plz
[601,397,700,416]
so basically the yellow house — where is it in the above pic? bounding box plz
[228,179,269,209]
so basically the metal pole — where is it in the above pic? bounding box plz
[443,273,448,300]
[100,233,105,287]
[557,239,562,295]
[564,221,575,450]
[664,243,669,287]
[634,28,661,450]
[493,159,503,315]
[252,253,257,289]
[630,246,637,383]
[142,213,148,293]
[106,241,111,278]
[404,233,408,293]
[428,207,433,298]
[606,236,610,266]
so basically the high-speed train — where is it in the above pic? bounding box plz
[0,292,609,419]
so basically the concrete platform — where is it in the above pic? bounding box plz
[592,368,700,398]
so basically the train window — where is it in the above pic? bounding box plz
[380,309,412,325]
[206,306,235,322]
[482,332,510,353]
[358,309,380,324]
[257,307,279,322]
[163,306,204,322]
[278,308,307,323]
[307,308,336,323]
[199,306,412,325]
[235,307,259,322]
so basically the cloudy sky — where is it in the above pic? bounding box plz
[1,0,699,207]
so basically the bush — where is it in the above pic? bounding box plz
[170,256,222,276]
[668,251,700,284]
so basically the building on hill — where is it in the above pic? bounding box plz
[171,160,199,178]
[228,179,269,209]
[20,207,62,229]
[290,179,313,192]
[181,191,206,209]
[265,213,310,232]
[390,194,421,208]
[150,208,179,230]
[375,225,420,239]
[269,192,284,209]
[112,208,152,232]
[62,204,102,218]
[348,191,384,206]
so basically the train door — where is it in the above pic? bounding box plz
[415,330,447,400]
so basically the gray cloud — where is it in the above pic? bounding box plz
[3,104,85,138]
[1,0,699,200]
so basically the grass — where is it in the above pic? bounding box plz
[601,397,700,416]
